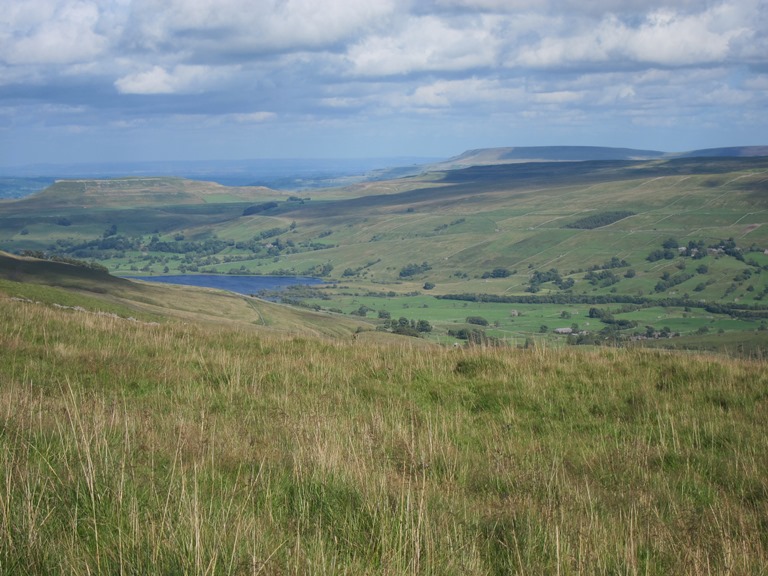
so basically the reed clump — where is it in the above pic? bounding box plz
[1,297,766,574]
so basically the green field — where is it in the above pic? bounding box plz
[1,157,768,352]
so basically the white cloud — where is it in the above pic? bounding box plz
[1,0,767,164]
[1,0,109,65]
[513,3,755,68]
[114,64,237,94]
[124,0,399,57]
[376,77,528,113]
[347,14,501,76]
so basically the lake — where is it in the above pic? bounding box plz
[125,274,324,295]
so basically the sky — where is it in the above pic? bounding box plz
[1,0,767,167]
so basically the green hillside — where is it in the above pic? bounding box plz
[0,251,368,338]
[1,280,766,573]
[2,156,768,351]
[1,157,767,572]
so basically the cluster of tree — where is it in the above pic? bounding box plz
[566,324,676,347]
[588,257,630,271]
[654,272,694,293]
[399,262,432,278]
[376,315,433,337]
[712,238,744,261]
[233,227,290,251]
[680,239,707,259]
[51,233,254,261]
[693,278,715,292]
[438,291,768,313]
[300,262,334,277]
[703,302,768,319]
[74,228,335,275]
[342,259,382,278]
[584,269,621,288]
[754,285,768,301]
[564,211,634,229]
[242,201,278,216]
[51,234,141,259]
[146,236,233,255]
[465,316,489,326]
[527,268,573,292]
[733,268,754,283]
[646,237,682,261]
[481,267,513,279]
[648,237,752,264]
[447,327,499,345]
[587,307,637,329]
[233,230,333,259]
[646,248,678,262]
[19,251,108,273]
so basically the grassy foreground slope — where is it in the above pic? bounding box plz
[0,251,367,338]
[1,288,767,573]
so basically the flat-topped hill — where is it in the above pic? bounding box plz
[8,177,276,211]
[432,145,768,169]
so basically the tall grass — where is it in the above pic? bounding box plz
[1,296,767,574]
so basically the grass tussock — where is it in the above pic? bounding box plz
[1,296,767,574]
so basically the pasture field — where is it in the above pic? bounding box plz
[1,157,768,351]
[1,284,767,574]
[284,290,766,347]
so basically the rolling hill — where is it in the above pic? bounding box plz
[3,148,768,574]
[433,145,666,168]
[0,251,369,338]
[427,145,768,170]
[1,150,768,350]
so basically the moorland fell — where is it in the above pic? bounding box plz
[0,147,767,573]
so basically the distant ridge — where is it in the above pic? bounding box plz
[678,146,768,158]
[437,146,665,168]
[433,145,768,170]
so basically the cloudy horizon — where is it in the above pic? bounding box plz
[1,0,766,167]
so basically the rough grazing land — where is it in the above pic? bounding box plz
[1,295,766,574]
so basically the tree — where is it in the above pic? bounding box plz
[662,237,679,250]
[242,201,278,216]
[399,262,431,278]
[352,306,370,317]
